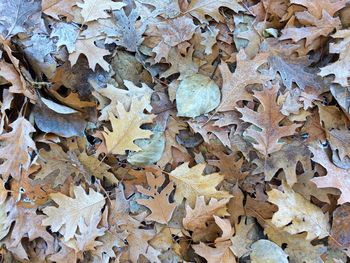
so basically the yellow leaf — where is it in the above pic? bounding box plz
[169,162,231,206]
[267,181,330,240]
[102,98,155,155]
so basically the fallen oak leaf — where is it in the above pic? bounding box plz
[169,162,231,206]
[68,37,110,71]
[42,185,105,241]
[265,223,327,263]
[217,50,272,112]
[309,145,350,204]
[102,98,155,155]
[183,196,229,231]
[238,83,301,157]
[136,173,176,224]
[184,0,245,23]
[0,117,36,181]
[193,216,236,263]
[76,0,126,22]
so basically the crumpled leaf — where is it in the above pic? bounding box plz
[42,186,105,241]
[176,73,220,118]
[267,181,330,240]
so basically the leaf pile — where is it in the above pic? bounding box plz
[0,0,350,262]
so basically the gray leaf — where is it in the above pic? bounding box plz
[176,74,220,118]
[50,22,79,53]
[0,0,41,38]
[33,98,86,138]
[127,132,165,166]
[269,55,323,90]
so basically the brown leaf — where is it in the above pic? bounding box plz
[268,55,323,90]
[185,0,245,23]
[136,173,176,224]
[238,83,301,156]
[218,50,271,112]
[68,37,110,71]
[280,11,341,48]
[330,203,350,250]
[183,196,229,231]
[310,145,350,204]
[0,117,36,181]
[264,141,311,186]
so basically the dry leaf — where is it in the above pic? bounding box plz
[268,181,330,240]
[183,196,229,231]
[102,98,155,155]
[169,162,231,206]
[238,84,301,157]
[136,173,176,224]
[0,117,36,181]
[42,186,105,241]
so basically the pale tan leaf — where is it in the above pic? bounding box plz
[42,186,105,241]
[267,181,330,240]
[0,117,36,181]
[102,98,155,155]
[183,196,229,231]
[169,162,231,206]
